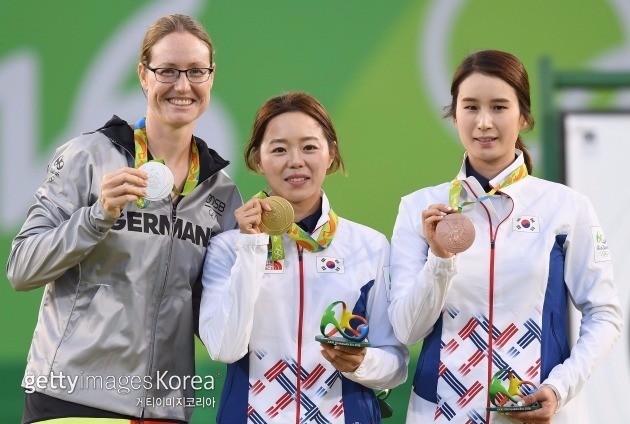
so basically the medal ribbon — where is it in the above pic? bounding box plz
[448,163,528,212]
[253,191,339,261]
[134,116,200,207]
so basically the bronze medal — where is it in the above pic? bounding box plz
[435,213,475,254]
[261,196,295,236]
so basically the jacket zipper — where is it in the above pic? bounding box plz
[463,181,513,423]
[142,201,177,419]
[487,238,496,424]
[296,245,305,424]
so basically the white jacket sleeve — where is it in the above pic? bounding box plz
[387,195,458,346]
[342,236,409,390]
[199,231,269,363]
[542,194,623,409]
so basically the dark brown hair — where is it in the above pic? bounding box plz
[139,14,214,66]
[244,92,345,175]
[444,50,534,173]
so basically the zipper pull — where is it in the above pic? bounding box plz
[491,240,495,249]
[297,245,303,260]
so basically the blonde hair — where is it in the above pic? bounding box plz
[139,14,214,65]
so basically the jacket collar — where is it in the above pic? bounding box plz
[96,115,230,184]
[456,149,528,197]
[297,198,323,233]
[311,192,332,238]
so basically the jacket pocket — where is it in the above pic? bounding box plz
[54,281,137,370]
[60,281,104,342]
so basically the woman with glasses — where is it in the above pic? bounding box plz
[7,14,241,424]
[387,50,622,423]
[199,92,408,423]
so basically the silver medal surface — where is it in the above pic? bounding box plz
[139,162,174,201]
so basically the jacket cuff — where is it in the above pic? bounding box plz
[237,232,269,247]
[89,200,118,233]
[541,383,563,413]
[341,347,372,380]
[426,250,457,269]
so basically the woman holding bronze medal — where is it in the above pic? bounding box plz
[388,50,622,423]
[199,92,408,423]
[7,14,242,423]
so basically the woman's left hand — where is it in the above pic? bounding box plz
[504,385,558,423]
[320,343,366,373]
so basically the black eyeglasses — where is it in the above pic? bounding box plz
[144,64,214,83]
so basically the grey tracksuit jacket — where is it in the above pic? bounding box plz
[6,116,242,422]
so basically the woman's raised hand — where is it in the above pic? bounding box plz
[234,198,272,234]
[422,203,456,259]
[100,167,148,218]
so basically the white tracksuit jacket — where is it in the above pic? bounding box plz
[388,152,622,423]
[200,194,408,424]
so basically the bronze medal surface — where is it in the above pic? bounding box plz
[261,196,295,236]
[435,213,475,254]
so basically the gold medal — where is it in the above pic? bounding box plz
[260,196,295,236]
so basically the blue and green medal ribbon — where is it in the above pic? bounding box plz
[448,163,528,211]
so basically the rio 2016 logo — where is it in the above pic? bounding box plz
[596,230,607,245]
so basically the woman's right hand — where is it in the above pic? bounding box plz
[422,203,456,259]
[100,167,148,218]
[234,198,272,234]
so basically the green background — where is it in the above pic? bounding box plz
[0,0,624,422]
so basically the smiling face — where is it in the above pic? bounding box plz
[454,73,526,177]
[139,31,214,132]
[257,112,333,216]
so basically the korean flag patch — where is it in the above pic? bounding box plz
[317,256,344,273]
[513,216,539,233]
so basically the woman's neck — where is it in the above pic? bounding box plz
[292,195,322,223]
[145,121,194,166]
[467,156,515,181]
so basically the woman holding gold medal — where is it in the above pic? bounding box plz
[7,14,241,423]
[388,50,622,423]
[199,92,408,423]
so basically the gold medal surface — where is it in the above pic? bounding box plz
[261,196,295,236]
[435,213,475,254]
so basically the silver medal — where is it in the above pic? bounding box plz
[139,162,174,201]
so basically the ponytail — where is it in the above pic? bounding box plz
[516,136,533,174]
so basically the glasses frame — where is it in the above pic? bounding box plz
[143,63,214,84]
